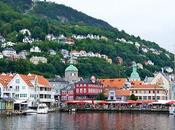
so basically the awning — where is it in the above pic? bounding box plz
[14,100,28,104]
[166,100,175,105]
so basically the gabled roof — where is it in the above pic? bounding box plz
[99,78,127,89]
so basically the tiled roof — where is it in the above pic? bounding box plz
[130,81,144,86]
[99,78,127,89]
[0,73,14,87]
[131,84,163,89]
[116,90,131,96]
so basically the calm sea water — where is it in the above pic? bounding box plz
[0,112,175,130]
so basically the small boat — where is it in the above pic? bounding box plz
[169,105,175,115]
[37,103,49,114]
[24,109,37,115]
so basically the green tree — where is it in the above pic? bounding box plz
[129,94,138,101]
[96,93,106,100]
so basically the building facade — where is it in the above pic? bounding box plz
[75,76,103,100]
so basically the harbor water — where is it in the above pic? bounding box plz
[0,112,175,130]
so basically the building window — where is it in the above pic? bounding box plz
[152,96,155,100]
[135,91,137,93]
[153,91,155,93]
[80,88,82,93]
[16,86,19,91]
[139,96,142,100]
[149,91,151,94]
[22,86,25,89]
[84,88,86,93]
[157,90,159,93]
[157,96,160,100]
[40,94,43,98]
[16,79,20,84]
[143,96,147,100]
[148,96,151,100]
[84,84,86,87]
[76,89,79,93]
[20,94,27,97]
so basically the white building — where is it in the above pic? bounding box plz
[30,56,47,65]
[0,73,55,107]
[30,46,41,53]
[19,29,31,36]
[144,72,172,100]
[49,49,56,55]
[2,48,16,57]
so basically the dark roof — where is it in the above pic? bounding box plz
[75,79,102,85]
[49,77,68,83]
[61,84,74,91]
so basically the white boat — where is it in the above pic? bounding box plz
[169,106,175,115]
[24,109,37,115]
[37,103,49,114]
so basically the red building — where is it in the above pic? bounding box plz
[60,84,75,101]
[75,76,103,100]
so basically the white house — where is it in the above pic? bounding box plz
[2,48,16,57]
[30,56,47,65]
[30,46,41,53]
[19,29,31,36]
[49,49,56,55]
[0,73,55,107]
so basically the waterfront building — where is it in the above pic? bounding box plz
[60,84,74,101]
[144,72,172,100]
[0,73,55,107]
[75,76,103,100]
[100,78,130,101]
[0,97,14,114]
[49,76,69,101]
[130,81,167,100]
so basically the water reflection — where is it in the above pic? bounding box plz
[0,112,175,130]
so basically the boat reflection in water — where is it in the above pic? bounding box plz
[0,112,175,130]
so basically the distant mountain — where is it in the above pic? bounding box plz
[0,0,174,78]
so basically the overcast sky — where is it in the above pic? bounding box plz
[50,0,175,53]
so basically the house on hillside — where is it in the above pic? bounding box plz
[30,56,47,65]
[30,46,41,53]
[2,48,16,58]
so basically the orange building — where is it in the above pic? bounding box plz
[99,78,130,101]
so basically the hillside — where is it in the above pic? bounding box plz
[0,0,174,79]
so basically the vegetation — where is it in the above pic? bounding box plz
[96,93,106,100]
[129,94,138,101]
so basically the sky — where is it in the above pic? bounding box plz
[50,0,175,53]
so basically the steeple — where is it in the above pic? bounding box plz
[130,62,140,81]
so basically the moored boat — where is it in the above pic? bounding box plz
[37,103,49,114]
